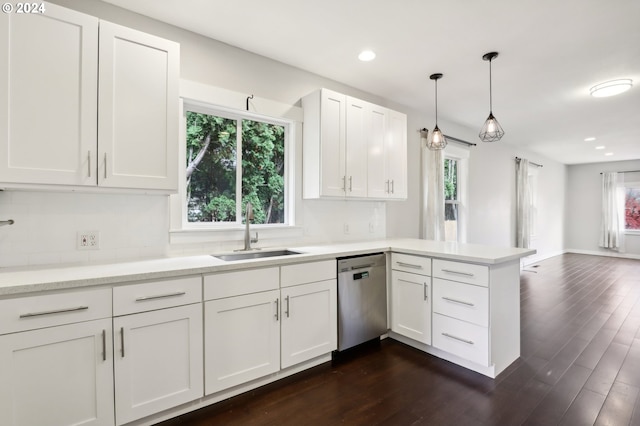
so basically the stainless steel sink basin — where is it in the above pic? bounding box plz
[213,249,302,261]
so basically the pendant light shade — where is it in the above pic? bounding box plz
[479,52,505,142]
[426,73,447,150]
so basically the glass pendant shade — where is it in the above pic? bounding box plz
[479,52,504,142]
[426,73,447,151]
[479,112,504,142]
[426,125,447,150]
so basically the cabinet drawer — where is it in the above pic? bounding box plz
[433,313,489,367]
[391,252,431,276]
[0,287,112,335]
[433,278,488,327]
[432,259,488,287]
[281,260,336,288]
[204,267,279,300]
[113,276,202,316]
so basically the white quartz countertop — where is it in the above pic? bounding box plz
[0,238,535,296]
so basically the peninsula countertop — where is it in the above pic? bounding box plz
[0,238,535,296]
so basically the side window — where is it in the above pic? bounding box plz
[625,186,640,231]
[444,157,459,242]
[185,108,288,226]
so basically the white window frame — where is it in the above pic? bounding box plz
[182,102,293,229]
[624,180,640,235]
[169,81,302,245]
[443,143,469,243]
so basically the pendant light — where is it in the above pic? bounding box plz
[479,52,505,142]
[426,73,447,150]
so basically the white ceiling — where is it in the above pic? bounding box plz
[103,0,640,165]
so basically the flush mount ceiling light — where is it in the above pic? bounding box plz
[358,50,376,61]
[479,52,505,142]
[426,73,447,150]
[590,79,633,97]
[584,137,596,142]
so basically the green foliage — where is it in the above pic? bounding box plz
[186,111,285,224]
[444,158,457,201]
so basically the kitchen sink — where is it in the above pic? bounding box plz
[213,249,302,261]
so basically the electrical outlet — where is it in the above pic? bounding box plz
[77,231,100,250]
[369,223,375,233]
[343,223,350,234]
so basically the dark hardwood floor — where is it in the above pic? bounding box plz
[160,253,640,426]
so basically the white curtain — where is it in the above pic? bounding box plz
[422,133,445,240]
[515,158,530,248]
[599,172,625,251]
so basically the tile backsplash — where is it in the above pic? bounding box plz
[0,190,170,268]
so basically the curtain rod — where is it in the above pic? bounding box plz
[515,157,543,168]
[444,134,477,147]
[600,170,640,174]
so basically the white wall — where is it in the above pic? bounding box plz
[0,0,394,267]
[566,159,640,258]
[0,0,569,268]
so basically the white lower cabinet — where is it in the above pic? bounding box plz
[391,270,431,345]
[390,253,432,345]
[113,303,203,425]
[0,288,114,426]
[281,279,337,369]
[112,276,203,425]
[204,289,281,395]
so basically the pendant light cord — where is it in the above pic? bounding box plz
[435,78,439,125]
[489,58,493,113]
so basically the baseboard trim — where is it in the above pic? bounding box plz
[522,250,567,266]
[565,249,640,260]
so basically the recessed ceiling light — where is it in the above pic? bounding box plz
[584,137,596,142]
[595,146,605,149]
[605,152,614,156]
[590,79,633,97]
[358,50,376,61]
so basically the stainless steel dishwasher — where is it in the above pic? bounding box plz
[337,253,387,351]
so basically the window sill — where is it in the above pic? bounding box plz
[169,225,304,245]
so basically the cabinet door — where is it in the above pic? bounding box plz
[385,110,407,199]
[319,89,347,197]
[98,21,179,191]
[0,319,114,426]
[113,303,203,425]
[366,104,388,199]
[391,270,431,345]
[204,290,280,394]
[0,3,98,186]
[344,97,368,198]
[281,279,337,369]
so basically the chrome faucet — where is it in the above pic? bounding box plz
[240,201,259,251]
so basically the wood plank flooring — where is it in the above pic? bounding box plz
[160,253,640,426]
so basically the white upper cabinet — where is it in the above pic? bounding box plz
[0,3,179,192]
[0,3,98,186]
[98,22,179,191]
[303,88,407,200]
[344,97,369,198]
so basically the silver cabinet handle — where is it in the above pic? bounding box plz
[385,180,390,193]
[285,295,290,318]
[396,261,423,270]
[102,329,107,361]
[135,291,186,302]
[120,327,125,358]
[342,176,346,192]
[19,306,89,318]
[441,269,474,277]
[104,153,108,179]
[442,296,475,307]
[442,332,474,345]
[275,299,279,321]
[349,176,353,192]
[423,282,428,301]
[88,151,92,177]
[390,180,394,194]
